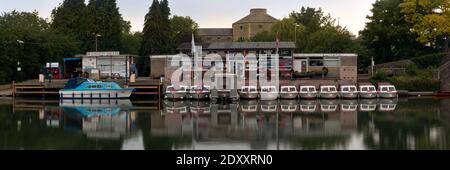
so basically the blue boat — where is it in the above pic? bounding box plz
[59,78,135,99]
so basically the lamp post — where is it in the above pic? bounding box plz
[94,34,101,51]
[294,24,300,43]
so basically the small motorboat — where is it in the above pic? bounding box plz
[280,86,298,99]
[358,83,377,99]
[211,89,239,101]
[339,85,358,99]
[260,86,279,101]
[319,85,338,99]
[377,83,398,98]
[59,78,134,99]
[238,86,259,100]
[164,85,189,100]
[188,86,211,100]
[299,86,317,99]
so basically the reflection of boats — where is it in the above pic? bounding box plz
[163,100,189,115]
[239,100,259,113]
[188,86,211,100]
[377,83,398,98]
[59,99,133,116]
[189,100,211,114]
[164,85,189,100]
[280,86,298,99]
[280,100,298,113]
[340,100,358,111]
[339,85,358,99]
[260,100,278,113]
[359,99,377,111]
[60,99,134,139]
[239,86,259,100]
[299,86,317,99]
[260,86,279,101]
[319,85,338,99]
[378,99,398,112]
[59,78,134,99]
[358,83,377,99]
[320,100,338,112]
[299,100,318,113]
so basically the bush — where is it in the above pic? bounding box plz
[411,53,446,69]
[370,70,440,91]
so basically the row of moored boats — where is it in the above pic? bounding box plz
[165,83,398,100]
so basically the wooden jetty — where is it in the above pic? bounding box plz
[12,77,162,99]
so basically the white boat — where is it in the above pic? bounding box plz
[339,85,358,99]
[377,83,398,98]
[358,84,378,99]
[188,86,211,100]
[319,85,338,99]
[164,85,189,100]
[59,78,134,99]
[238,86,259,99]
[260,86,279,101]
[280,86,298,99]
[299,86,318,99]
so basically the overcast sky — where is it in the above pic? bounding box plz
[0,0,376,35]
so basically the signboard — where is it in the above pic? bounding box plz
[87,51,120,57]
[46,62,59,68]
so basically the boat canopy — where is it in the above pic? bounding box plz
[64,78,94,89]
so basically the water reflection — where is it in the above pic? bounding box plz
[0,98,449,150]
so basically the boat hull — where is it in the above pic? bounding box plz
[260,93,279,101]
[340,92,358,99]
[299,93,317,99]
[359,92,378,99]
[280,93,298,99]
[239,92,259,99]
[60,89,133,99]
[164,93,187,100]
[320,93,338,99]
[188,93,210,100]
[379,93,398,98]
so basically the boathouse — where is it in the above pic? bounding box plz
[72,51,136,80]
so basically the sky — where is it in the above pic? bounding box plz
[0,0,376,35]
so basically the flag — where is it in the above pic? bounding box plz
[191,33,196,55]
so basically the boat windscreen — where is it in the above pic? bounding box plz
[64,78,90,89]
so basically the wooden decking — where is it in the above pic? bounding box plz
[12,77,162,99]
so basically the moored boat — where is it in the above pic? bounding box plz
[377,83,398,98]
[164,85,189,100]
[319,85,338,99]
[238,86,259,99]
[358,83,378,99]
[59,78,134,99]
[260,86,279,101]
[299,86,318,99]
[339,85,358,99]
[280,86,298,99]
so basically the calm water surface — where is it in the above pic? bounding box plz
[0,97,449,150]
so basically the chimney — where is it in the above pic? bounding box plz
[250,8,267,15]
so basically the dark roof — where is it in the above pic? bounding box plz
[198,28,233,36]
[177,42,296,51]
[207,42,296,50]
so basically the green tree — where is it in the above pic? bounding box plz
[361,0,434,64]
[170,15,199,50]
[86,0,125,51]
[0,11,78,84]
[401,0,450,61]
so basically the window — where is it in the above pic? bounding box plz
[259,25,263,29]
[240,26,243,30]
[309,57,324,66]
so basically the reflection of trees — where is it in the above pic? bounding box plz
[290,136,349,150]
[359,99,445,150]
[0,106,122,150]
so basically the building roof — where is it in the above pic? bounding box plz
[233,8,278,25]
[207,42,296,50]
[177,42,296,51]
[198,28,233,36]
